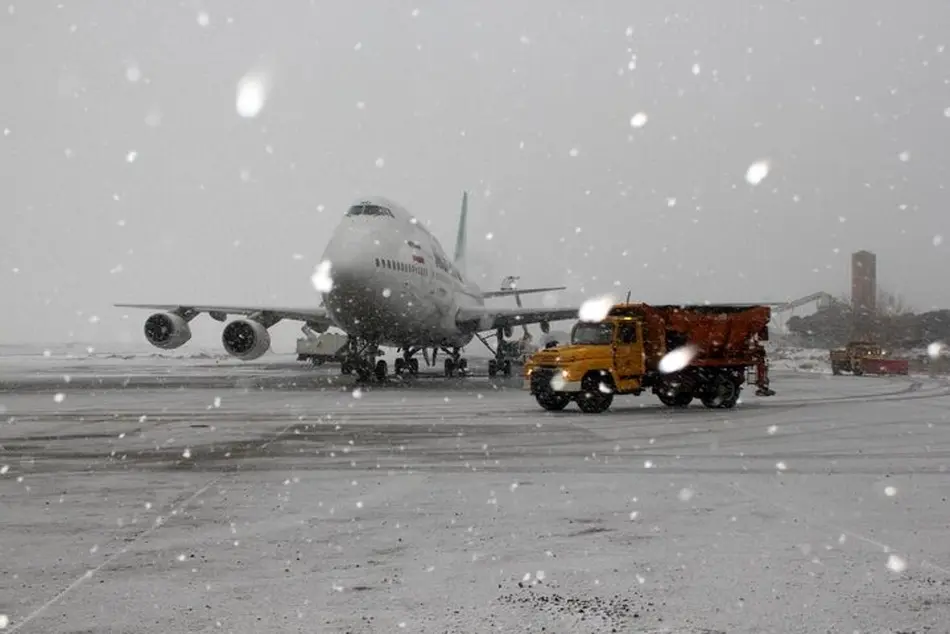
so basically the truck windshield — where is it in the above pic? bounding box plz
[571,322,614,345]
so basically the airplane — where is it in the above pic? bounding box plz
[116,191,580,382]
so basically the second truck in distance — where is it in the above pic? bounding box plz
[523,302,776,413]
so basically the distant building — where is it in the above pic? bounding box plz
[851,250,877,337]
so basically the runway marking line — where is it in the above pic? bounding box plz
[6,419,299,632]
[7,477,221,633]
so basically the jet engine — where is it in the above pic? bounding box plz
[144,312,192,350]
[221,318,272,361]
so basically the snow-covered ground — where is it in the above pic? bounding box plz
[767,344,832,374]
[1,353,949,633]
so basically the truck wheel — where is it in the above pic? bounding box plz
[701,377,740,409]
[536,392,570,411]
[831,364,841,375]
[576,373,614,413]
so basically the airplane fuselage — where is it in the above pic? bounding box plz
[319,197,484,350]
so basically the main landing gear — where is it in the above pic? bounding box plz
[338,340,452,382]
[439,347,468,377]
[393,347,421,377]
[475,326,516,379]
[422,346,469,378]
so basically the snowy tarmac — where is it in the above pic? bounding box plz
[1,353,949,633]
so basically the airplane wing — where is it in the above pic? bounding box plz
[455,306,579,332]
[114,303,331,326]
[481,286,567,299]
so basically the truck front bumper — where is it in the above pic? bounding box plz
[525,367,582,393]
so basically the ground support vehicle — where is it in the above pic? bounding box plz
[523,302,776,413]
[830,341,909,376]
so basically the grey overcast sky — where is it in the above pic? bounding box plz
[3,0,950,348]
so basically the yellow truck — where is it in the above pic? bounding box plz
[522,302,776,413]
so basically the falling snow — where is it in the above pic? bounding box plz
[578,295,614,321]
[311,260,333,293]
[659,345,697,373]
[886,554,907,573]
[197,11,210,27]
[236,72,268,118]
[630,112,648,128]
[745,160,771,185]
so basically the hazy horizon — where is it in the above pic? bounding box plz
[5,1,950,350]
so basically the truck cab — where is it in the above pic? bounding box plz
[524,316,648,413]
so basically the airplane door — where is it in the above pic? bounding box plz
[614,321,645,380]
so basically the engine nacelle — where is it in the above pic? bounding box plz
[221,319,271,361]
[144,312,192,350]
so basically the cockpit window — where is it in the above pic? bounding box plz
[346,204,394,218]
[571,322,614,345]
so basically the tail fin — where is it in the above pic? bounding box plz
[453,191,468,274]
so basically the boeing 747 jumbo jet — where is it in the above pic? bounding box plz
[116,192,580,381]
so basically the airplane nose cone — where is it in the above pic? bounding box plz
[318,224,385,317]
[321,228,376,283]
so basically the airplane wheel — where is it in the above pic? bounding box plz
[409,358,419,375]
[375,359,387,382]
[444,358,455,377]
[488,359,498,378]
[394,358,406,375]
[457,358,468,375]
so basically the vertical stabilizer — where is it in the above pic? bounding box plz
[454,191,468,274]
